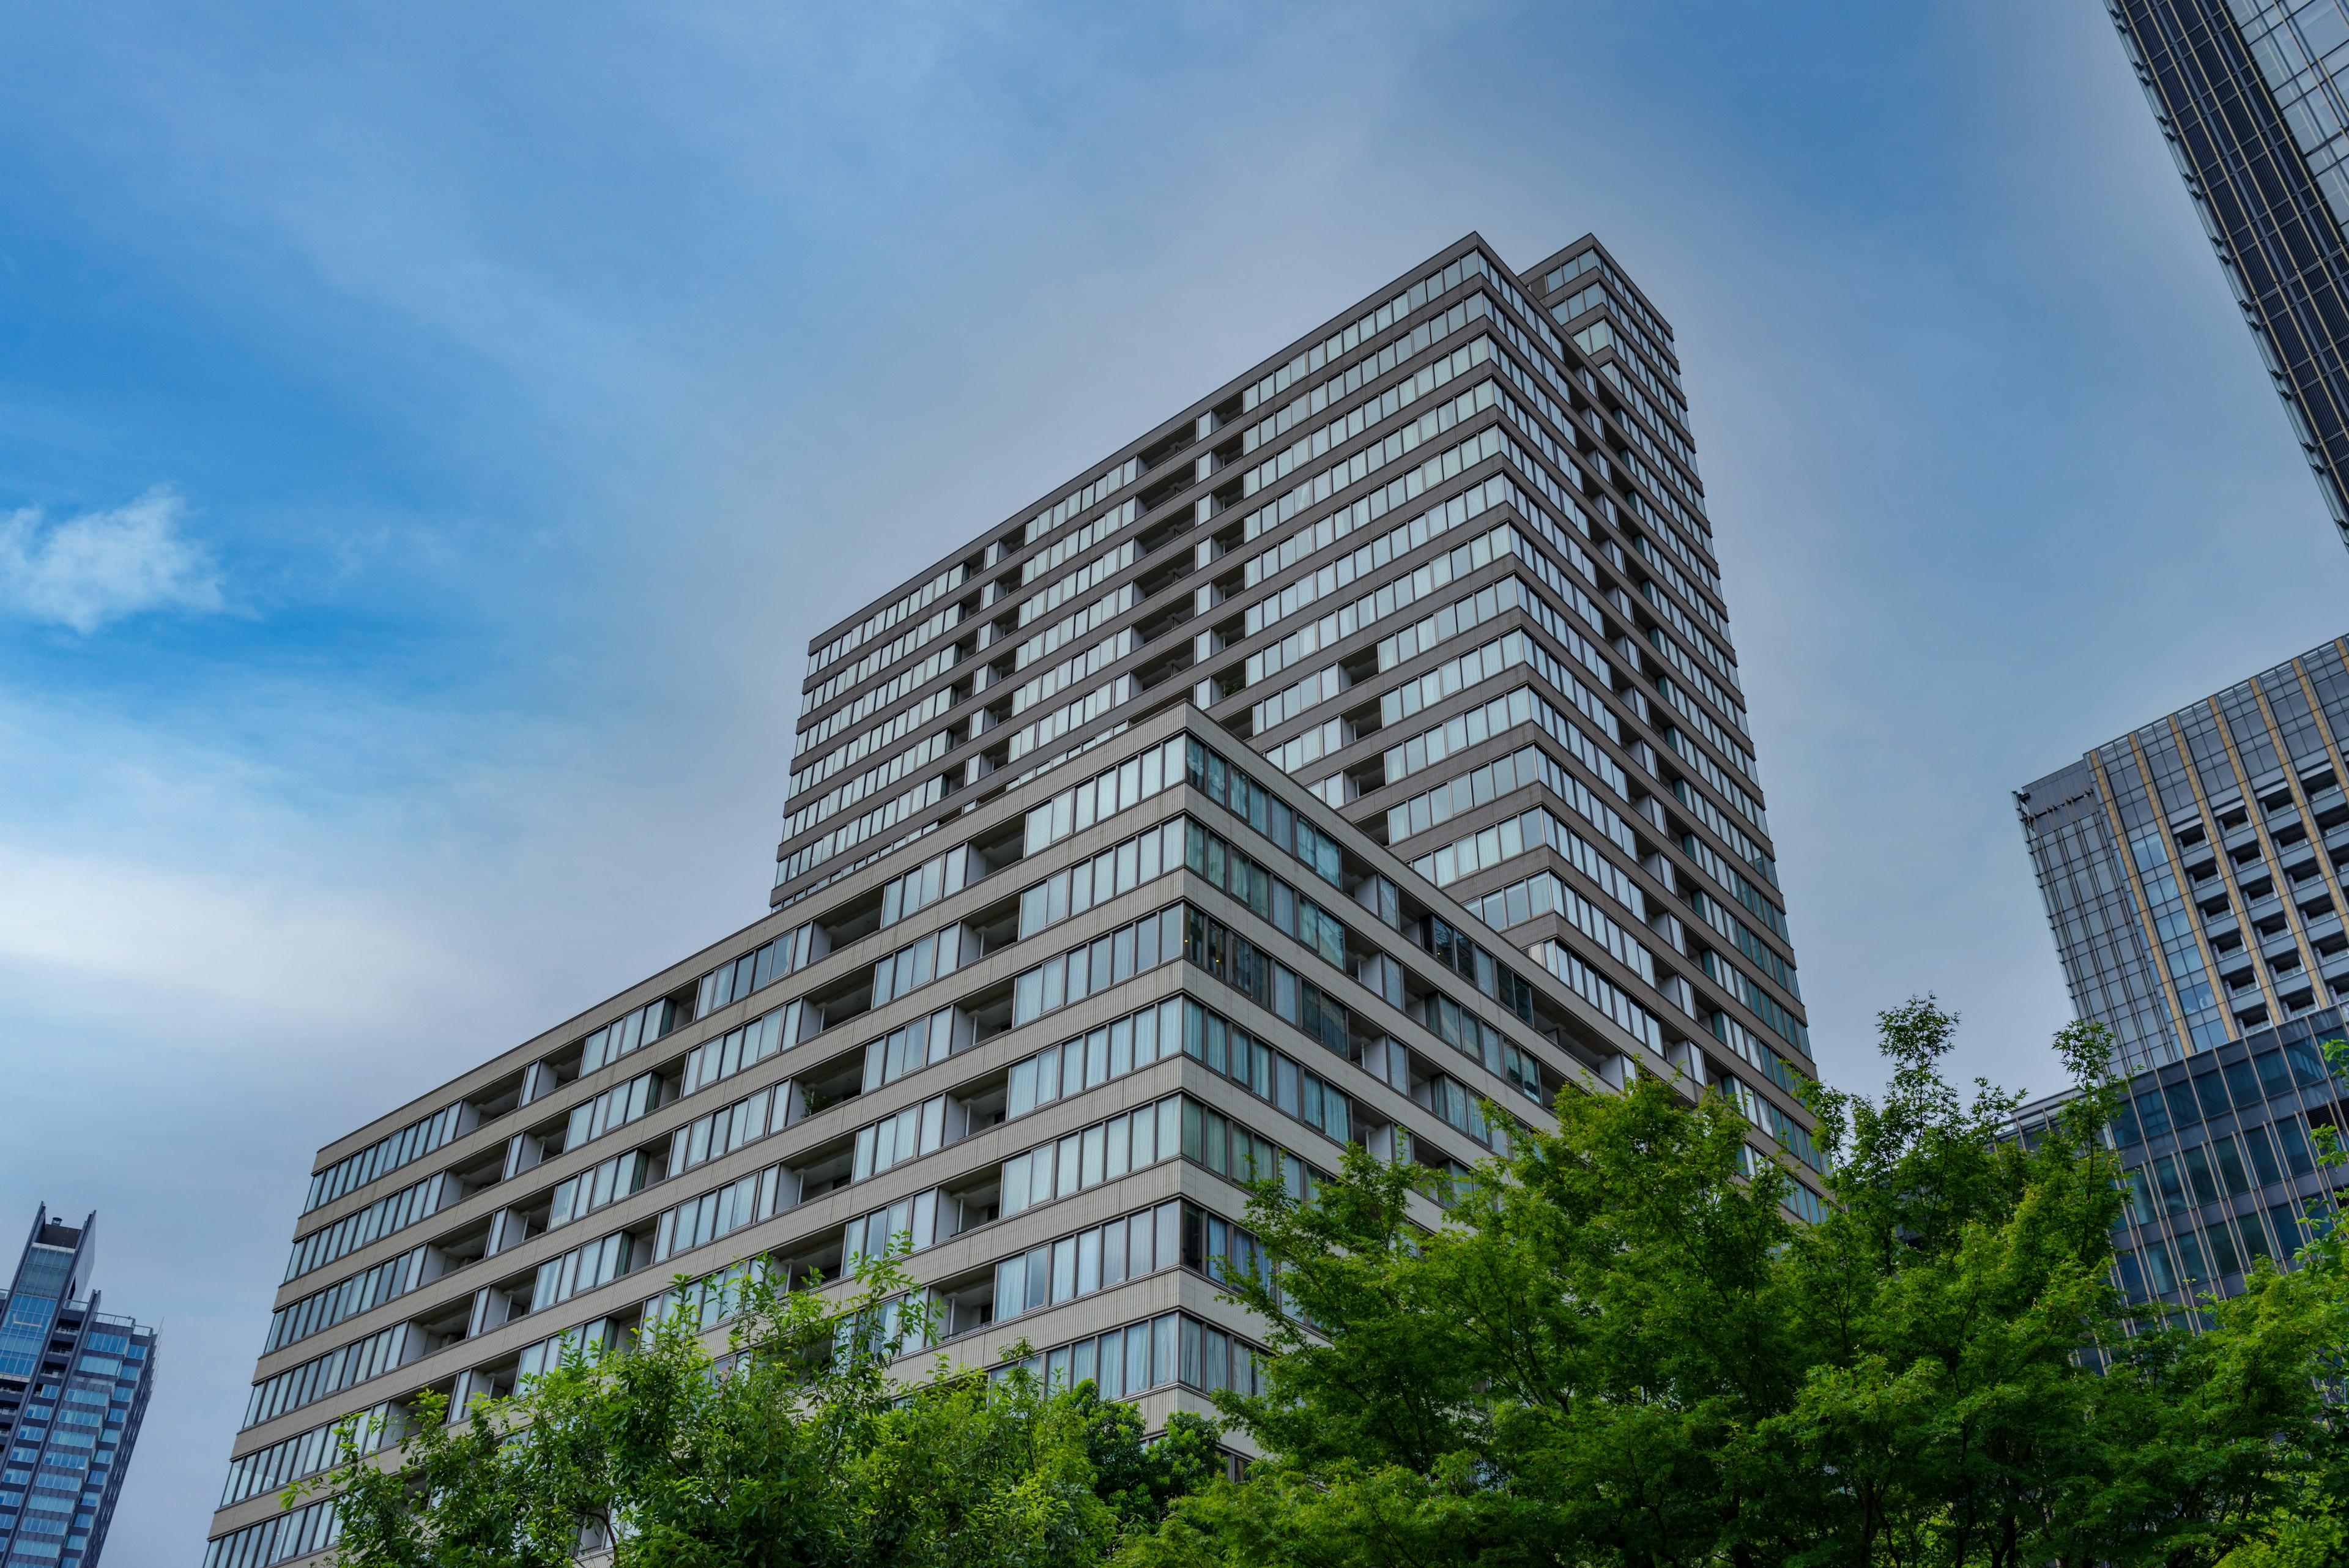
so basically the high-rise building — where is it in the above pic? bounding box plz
[2106,0,2349,544]
[0,1209,158,1568]
[2017,636,2349,1069]
[2016,636,2349,1305]
[774,234,1807,1096]
[207,234,1824,1567]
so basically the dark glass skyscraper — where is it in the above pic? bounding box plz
[0,1209,157,1568]
[2017,636,2349,1072]
[2107,0,2349,541]
[2017,638,2349,1309]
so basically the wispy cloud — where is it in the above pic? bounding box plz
[0,486,225,632]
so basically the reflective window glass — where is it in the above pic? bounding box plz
[2175,1228,2211,1283]
[2194,1071,2230,1119]
[2240,1211,2276,1268]
[2255,1050,2295,1098]
[2153,1156,2190,1213]
[2213,1136,2253,1197]
[2243,1123,2285,1185]
[2224,1058,2262,1107]
[2205,1221,2242,1277]
[2182,1145,2220,1206]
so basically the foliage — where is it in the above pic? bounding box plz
[297,998,2349,1567]
[1126,998,2349,1568]
[303,1252,1213,1567]
[2216,1494,2349,1568]
[1075,1383,1225,1531]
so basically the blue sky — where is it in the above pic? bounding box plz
[3,0,2341,1555]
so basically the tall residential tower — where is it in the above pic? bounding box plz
[0,1209,158,1568]
[2017,637,2349,1306]
[209,234,1822,1567]
[773,236,1808,1101]
[2108,0,2349,543]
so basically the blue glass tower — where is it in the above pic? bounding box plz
[2017,636,2349,1310]
[0,1209,157,1568]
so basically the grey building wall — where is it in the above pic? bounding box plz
[207,704,1831,1566]
[777,233,1812,1165]
[209,236,1827,1566]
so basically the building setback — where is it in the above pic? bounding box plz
[0,1209,158,1568]
[775,234,1809,1132]
[2017,636,2349,1307]
[206,235,1824,1567]
[2107,0,2349,544]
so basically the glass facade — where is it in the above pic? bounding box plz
[2019,638,2349,1306]
[2014,759,2186,1071]
[0,1209,157,1568]
[2019,636,2349,1074]
[2109,0,2349,540]
[2008,1007,2349,1311]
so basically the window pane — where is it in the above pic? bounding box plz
[2182,1146,2219,1206]
[2194,1071,2229,1120]
[2243,1123,2284,1185]
[2205,1222,2242,1277]
[1130,1211,1155,1276]
[1098,1329,1126,1399]
[2213,1137,2252,1197]
[1128,1323,1151,1392]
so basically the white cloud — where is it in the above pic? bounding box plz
[0,842,488,1021]
[0,485,225,631]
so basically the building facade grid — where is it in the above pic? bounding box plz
[2109,0,2349,541]
[774,233,1809,1124]
[2019,636,2349,1313]
[2021,637,2349,1074]
[208,236,1824,1566]
[0,1210,157,1568]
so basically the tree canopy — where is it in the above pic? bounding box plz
[303,998,2349,1567]
[1127,1000,2349,1568]
[308,1257,1219,1568]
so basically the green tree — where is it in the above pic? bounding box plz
[1075,1384,1225,1531]
[297,1001,2349,1568]
[1129,1000,2349,1568]
[305,1253,1209,1567]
